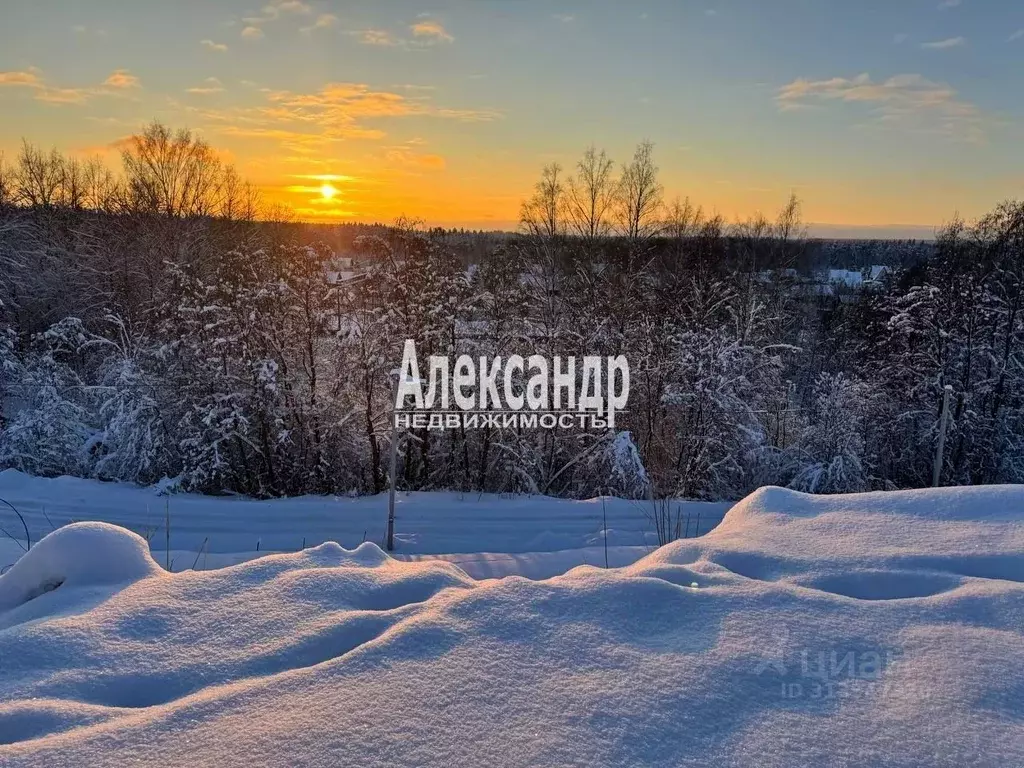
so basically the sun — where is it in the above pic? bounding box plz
[320,182,338,201]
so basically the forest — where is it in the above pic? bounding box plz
[1,124,1021,502]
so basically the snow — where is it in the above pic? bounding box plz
[0,484,1022,765]
[0,469,730,577]
[0,522,162,612]
[640,484,1024,586]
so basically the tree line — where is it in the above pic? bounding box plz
[0,125,1021,502]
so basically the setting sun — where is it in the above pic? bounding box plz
[320,183,338,201]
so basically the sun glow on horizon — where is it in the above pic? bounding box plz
[320,182,338,201]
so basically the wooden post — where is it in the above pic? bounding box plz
[387,369,422,553]
[387,372,400,553]
[165,499,170,572]
[602,497,609,569]
[932,385,952,488]
[387,414,397,552]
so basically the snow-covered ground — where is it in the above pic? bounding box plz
[0,469,730,579]
[0,482,1022,766]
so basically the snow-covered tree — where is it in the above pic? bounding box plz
[0,319,93,476]
[788,373,872,494]
[89,315,173,484]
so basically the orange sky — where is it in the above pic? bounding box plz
[3,1,1024,236]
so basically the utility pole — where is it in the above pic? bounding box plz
[932,385,952,488]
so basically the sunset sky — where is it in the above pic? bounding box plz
[2,0,1023,236]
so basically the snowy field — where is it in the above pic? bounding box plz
[0,470,730,579]
[0,481,1022,765]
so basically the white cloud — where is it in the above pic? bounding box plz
[187,77,225,95]
[261,0,310,19]
[351,21,454,48]
[553,14,574,23]
[301,14,338,34]
[893,33,909,44]
[938,0,961,8]
[201,39,229,52]
[103,69,140,89]
[355,29,398,46]
[411,20,453,43]
[777,72,987,143]
[0,67,141,106]
[241,26,265,40]
[1010,29,1024,42]
[273,0,311,13]
[921,36,965,49]
[243,0,311,26]
[0,70,42,87]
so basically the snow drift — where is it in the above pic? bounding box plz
[1,485,1022,766]
[0,522,163,612]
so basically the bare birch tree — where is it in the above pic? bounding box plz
[564,146,616,246]
[520,162,564,238]
[616,140,663,242]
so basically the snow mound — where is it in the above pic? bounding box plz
[638,485,1024,591]
[0,522,163,613]
[717,484,1024,527]
[0,487,1022,766]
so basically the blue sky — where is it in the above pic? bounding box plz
[1,0,1023,233]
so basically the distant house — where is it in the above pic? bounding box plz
[326,270,357,285]
[810,265,891,300]
[827,269,863,288]
[325,253,362,286]
[868,265,890,281]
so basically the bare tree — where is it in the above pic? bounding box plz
[616,140,663,242]
[82,157,118,212]
[0,152,13,209]
[660,196,705,271]
[773,191,808,269]
[15,141,64,208]
[58,157,87,210]
[564,146,616,246]
[520,162,564,238]
[663,196,703,240]
[775,192,804,242]
[219,165,261,222]
[121,122,224,218]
